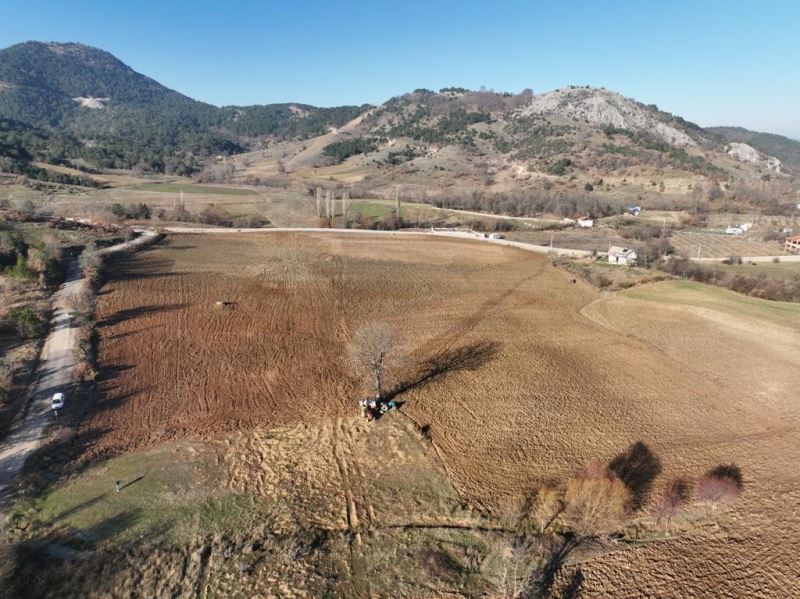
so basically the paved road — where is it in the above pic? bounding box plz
[0,230,159,512]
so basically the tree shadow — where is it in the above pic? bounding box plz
[609,441,662,511]
[97,303,188,328]
[2,509,149,599]
[561,568,584,598]
[386,340,502,400]
[527,532,580,599]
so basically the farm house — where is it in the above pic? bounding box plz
[577,216,594,228]
[785,235,800,254]
[608,245,638,266]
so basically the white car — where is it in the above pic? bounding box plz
[52,392,65,410]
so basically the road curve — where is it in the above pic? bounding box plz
[0,230,160,512]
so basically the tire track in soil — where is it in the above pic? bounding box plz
[331,417,375,595]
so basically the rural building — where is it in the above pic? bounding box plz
[785,235,800,254]
[577,216,594,228]
[726,226,744,236]
[488,233,503,240]
[608,245,638,266]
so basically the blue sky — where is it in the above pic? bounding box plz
[1,0,799,137]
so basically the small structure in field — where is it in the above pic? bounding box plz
[214,300,235,310]
[625,204,642,216]
[577,216,594,228]
[726,226,744,236]
[608,245,637,266]
[785,235,800,254]
[488,233,503,240]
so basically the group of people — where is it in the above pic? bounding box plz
[359,394,400,421]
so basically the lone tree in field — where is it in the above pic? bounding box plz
[349,322,401,398]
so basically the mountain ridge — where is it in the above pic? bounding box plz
[0,41,797,192]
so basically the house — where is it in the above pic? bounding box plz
[739,222,753,232]
[577,216,594,228]
[625,204,642,216]
[785,235,800,254]
[562,217,577,225]
[488,233,503,240]
[726,226,744,236]
[607,245,637,266]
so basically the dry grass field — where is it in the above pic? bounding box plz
[581,282,800,597]
[671,230,784,258]
[9,233,799,596]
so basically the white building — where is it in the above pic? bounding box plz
[577,217,594,228]
[608,245,638,266]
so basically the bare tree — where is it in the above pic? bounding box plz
[652,478,690,530]
[348,322,401,398]
[531,485,564,533]
[564,458,630,536]
[342,190,350,219]
[326,189,334,219]
[315,187,323,217]
[695,464,742,508]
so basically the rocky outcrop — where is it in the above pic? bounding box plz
[518,87,697,148]
[725,142,782,172]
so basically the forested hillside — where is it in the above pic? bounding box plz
[0,42,368,176]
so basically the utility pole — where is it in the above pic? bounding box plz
[697,244,701,259]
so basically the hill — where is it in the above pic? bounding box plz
[0,42,795,211]
[231,86,796,215]
[706,126,800,171]
[0,42,368,175]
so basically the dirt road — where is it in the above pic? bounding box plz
[0,260,81,509]
[0,230,159,511]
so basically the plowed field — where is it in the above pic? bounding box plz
[80,233,800,597]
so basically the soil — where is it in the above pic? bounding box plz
[75,232,800,597]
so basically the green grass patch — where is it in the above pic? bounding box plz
[711,261,800,281]
[348,199,440,220]
[129,182,257,196]
[19,441,263,544]
[621,279,800,331]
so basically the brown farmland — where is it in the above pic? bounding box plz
[80,232,800,597]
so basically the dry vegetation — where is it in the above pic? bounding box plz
[3,232,798,597]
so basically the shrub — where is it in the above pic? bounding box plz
[696,464,742,507]
[564,458,630,535]
[7,306,46,338]
[75,361,97,381]
[652,478,690,526]
[6,253,30,278]
[322,137,377,163]
[0,363,11,397]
